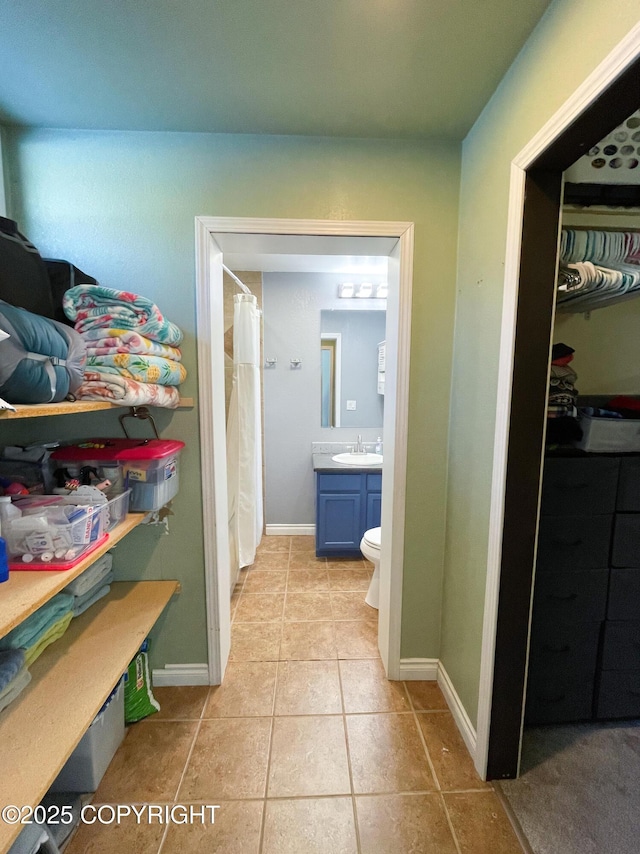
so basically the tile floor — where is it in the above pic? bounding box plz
[66,536,525,853]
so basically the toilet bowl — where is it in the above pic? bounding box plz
[360,526,381,609]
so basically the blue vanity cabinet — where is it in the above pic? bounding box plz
[315,470,382,557]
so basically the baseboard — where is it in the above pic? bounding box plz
[398,658,439,680]
[152,664,210,686]
[437,662,478,758]
[266,524,315,536]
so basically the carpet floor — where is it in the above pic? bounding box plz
[498,721,640,854]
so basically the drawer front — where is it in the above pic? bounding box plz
[536,515,612,571]
[529,622,601,680]
[608,569,640,620]
[596,670,640,719]
[616,457,640,511]
[601,621,640,671]
[541,457,619,517]
[526,672,595,724]
[317,473,362,492]
[612,514,640,567]
[532,569,608,625]
[366,473,382,491]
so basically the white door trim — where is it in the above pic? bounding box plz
[195,217,415,685]
[476,21,640,779]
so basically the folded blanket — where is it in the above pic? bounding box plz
[0,649,26,692]
[0,593,74,651]
[74,370,180,409]
[25,611,73,666]
[82,328,182,361]
[64,553,113,598]
[86,354,186,386]
[63,285,183,346]
[72,581,112,617]
[0,666,31,714]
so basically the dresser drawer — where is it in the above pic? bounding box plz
[536,515,612,571]
[611,514,640,567]
[616,457,640,511]
[525,672,595,724]
[528,622,601,680]
[608,569,640,620]
[596,670,640,719]
[532,569,608,625]
[601,622,640,671]
[541,457,619,517]
[317,473,361,492]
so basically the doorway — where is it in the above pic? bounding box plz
[195,218,415,686]
[477,43,640,779]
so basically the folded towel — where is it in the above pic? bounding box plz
[86,354,186,386]
[0,649,26,693]
[63,285,183,346]
[72,582,111,617]
[0,665,31,714]
[82,328,182,362]
[25,611,73,666]
[64,553,113,598]
[0,593,74,651]
[74,370,180,409]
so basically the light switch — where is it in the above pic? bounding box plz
[346,400,356,410]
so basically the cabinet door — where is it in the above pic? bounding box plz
[366,491,382,529]
[317,493,362,553]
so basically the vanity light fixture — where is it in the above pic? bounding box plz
[375,283,388,299]
[355,282,373,298]
[338,282,355,298]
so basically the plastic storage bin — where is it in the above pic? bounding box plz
[50,678,125,793]
[576,415,640,452]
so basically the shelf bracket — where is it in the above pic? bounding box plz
[119,406,160,439]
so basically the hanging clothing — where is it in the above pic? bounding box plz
[226,294,263,585]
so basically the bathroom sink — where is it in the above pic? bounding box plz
[332,452,383,466]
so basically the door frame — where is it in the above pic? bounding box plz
[476,23,640,779]
[195,217,415,685]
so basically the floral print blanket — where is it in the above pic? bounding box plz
[75,371,180,409]
[86,353,186,386]
[82,328,182,362]
[63,285,183,346]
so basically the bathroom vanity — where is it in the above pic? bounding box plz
[312,454,382,556]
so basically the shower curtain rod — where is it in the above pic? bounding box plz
[222,264,253,295]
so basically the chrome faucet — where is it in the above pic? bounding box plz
[354,434,365,454]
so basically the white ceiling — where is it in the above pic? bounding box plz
[0,0,554,139]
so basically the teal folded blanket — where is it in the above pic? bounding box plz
[25,612,73,666]
[72,581,112,617]
[0,649,25,692]
[0,593,74,651]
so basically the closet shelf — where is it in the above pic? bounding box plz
[0,397,194,420]
[0,580,178,854]
[0,513,146,642]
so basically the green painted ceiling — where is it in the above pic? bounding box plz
[0,0,553,139]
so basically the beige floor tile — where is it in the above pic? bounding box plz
[331,591,378,621]
[275,660,342,715]
[249,551,290,570]
[258,536,291,553]
[268,715,351,797]
[340,660,411,713]
[328,569,372,591]
[280,621,337,660]
[289,554,327,571]
[179,717,272,800]
[406,680,449,711]
[356,793,458,854]
[243,569,287,592]
[65,815,165,854]
[94,721,197,802]
[284,591,332,621]
[290,535,316,551]
[286,569,330,592]
[347,713,436,794]
[162,800,264,854]
[152,686,210,720]
[262,797,358,854]
[417,712,491,791]
[234,592,285,622]
[326,558,367,570]
[205,661,277,717]
[229,623,281,661]
[335,620,380,659]
[443,791,525,854]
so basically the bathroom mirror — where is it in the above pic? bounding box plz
[320,309,385,428]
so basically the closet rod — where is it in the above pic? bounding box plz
[222,264,252,295]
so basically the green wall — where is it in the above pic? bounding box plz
[442,0,640,726]
[3,129,461,667]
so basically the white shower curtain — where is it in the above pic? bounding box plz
[227,293,263,588]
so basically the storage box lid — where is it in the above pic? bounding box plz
[51,439,185,462]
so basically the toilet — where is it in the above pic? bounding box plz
[360,526,381,609]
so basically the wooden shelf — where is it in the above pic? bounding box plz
[0,513,146,642]
[0,580,178,853]
[0,398,194,420]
